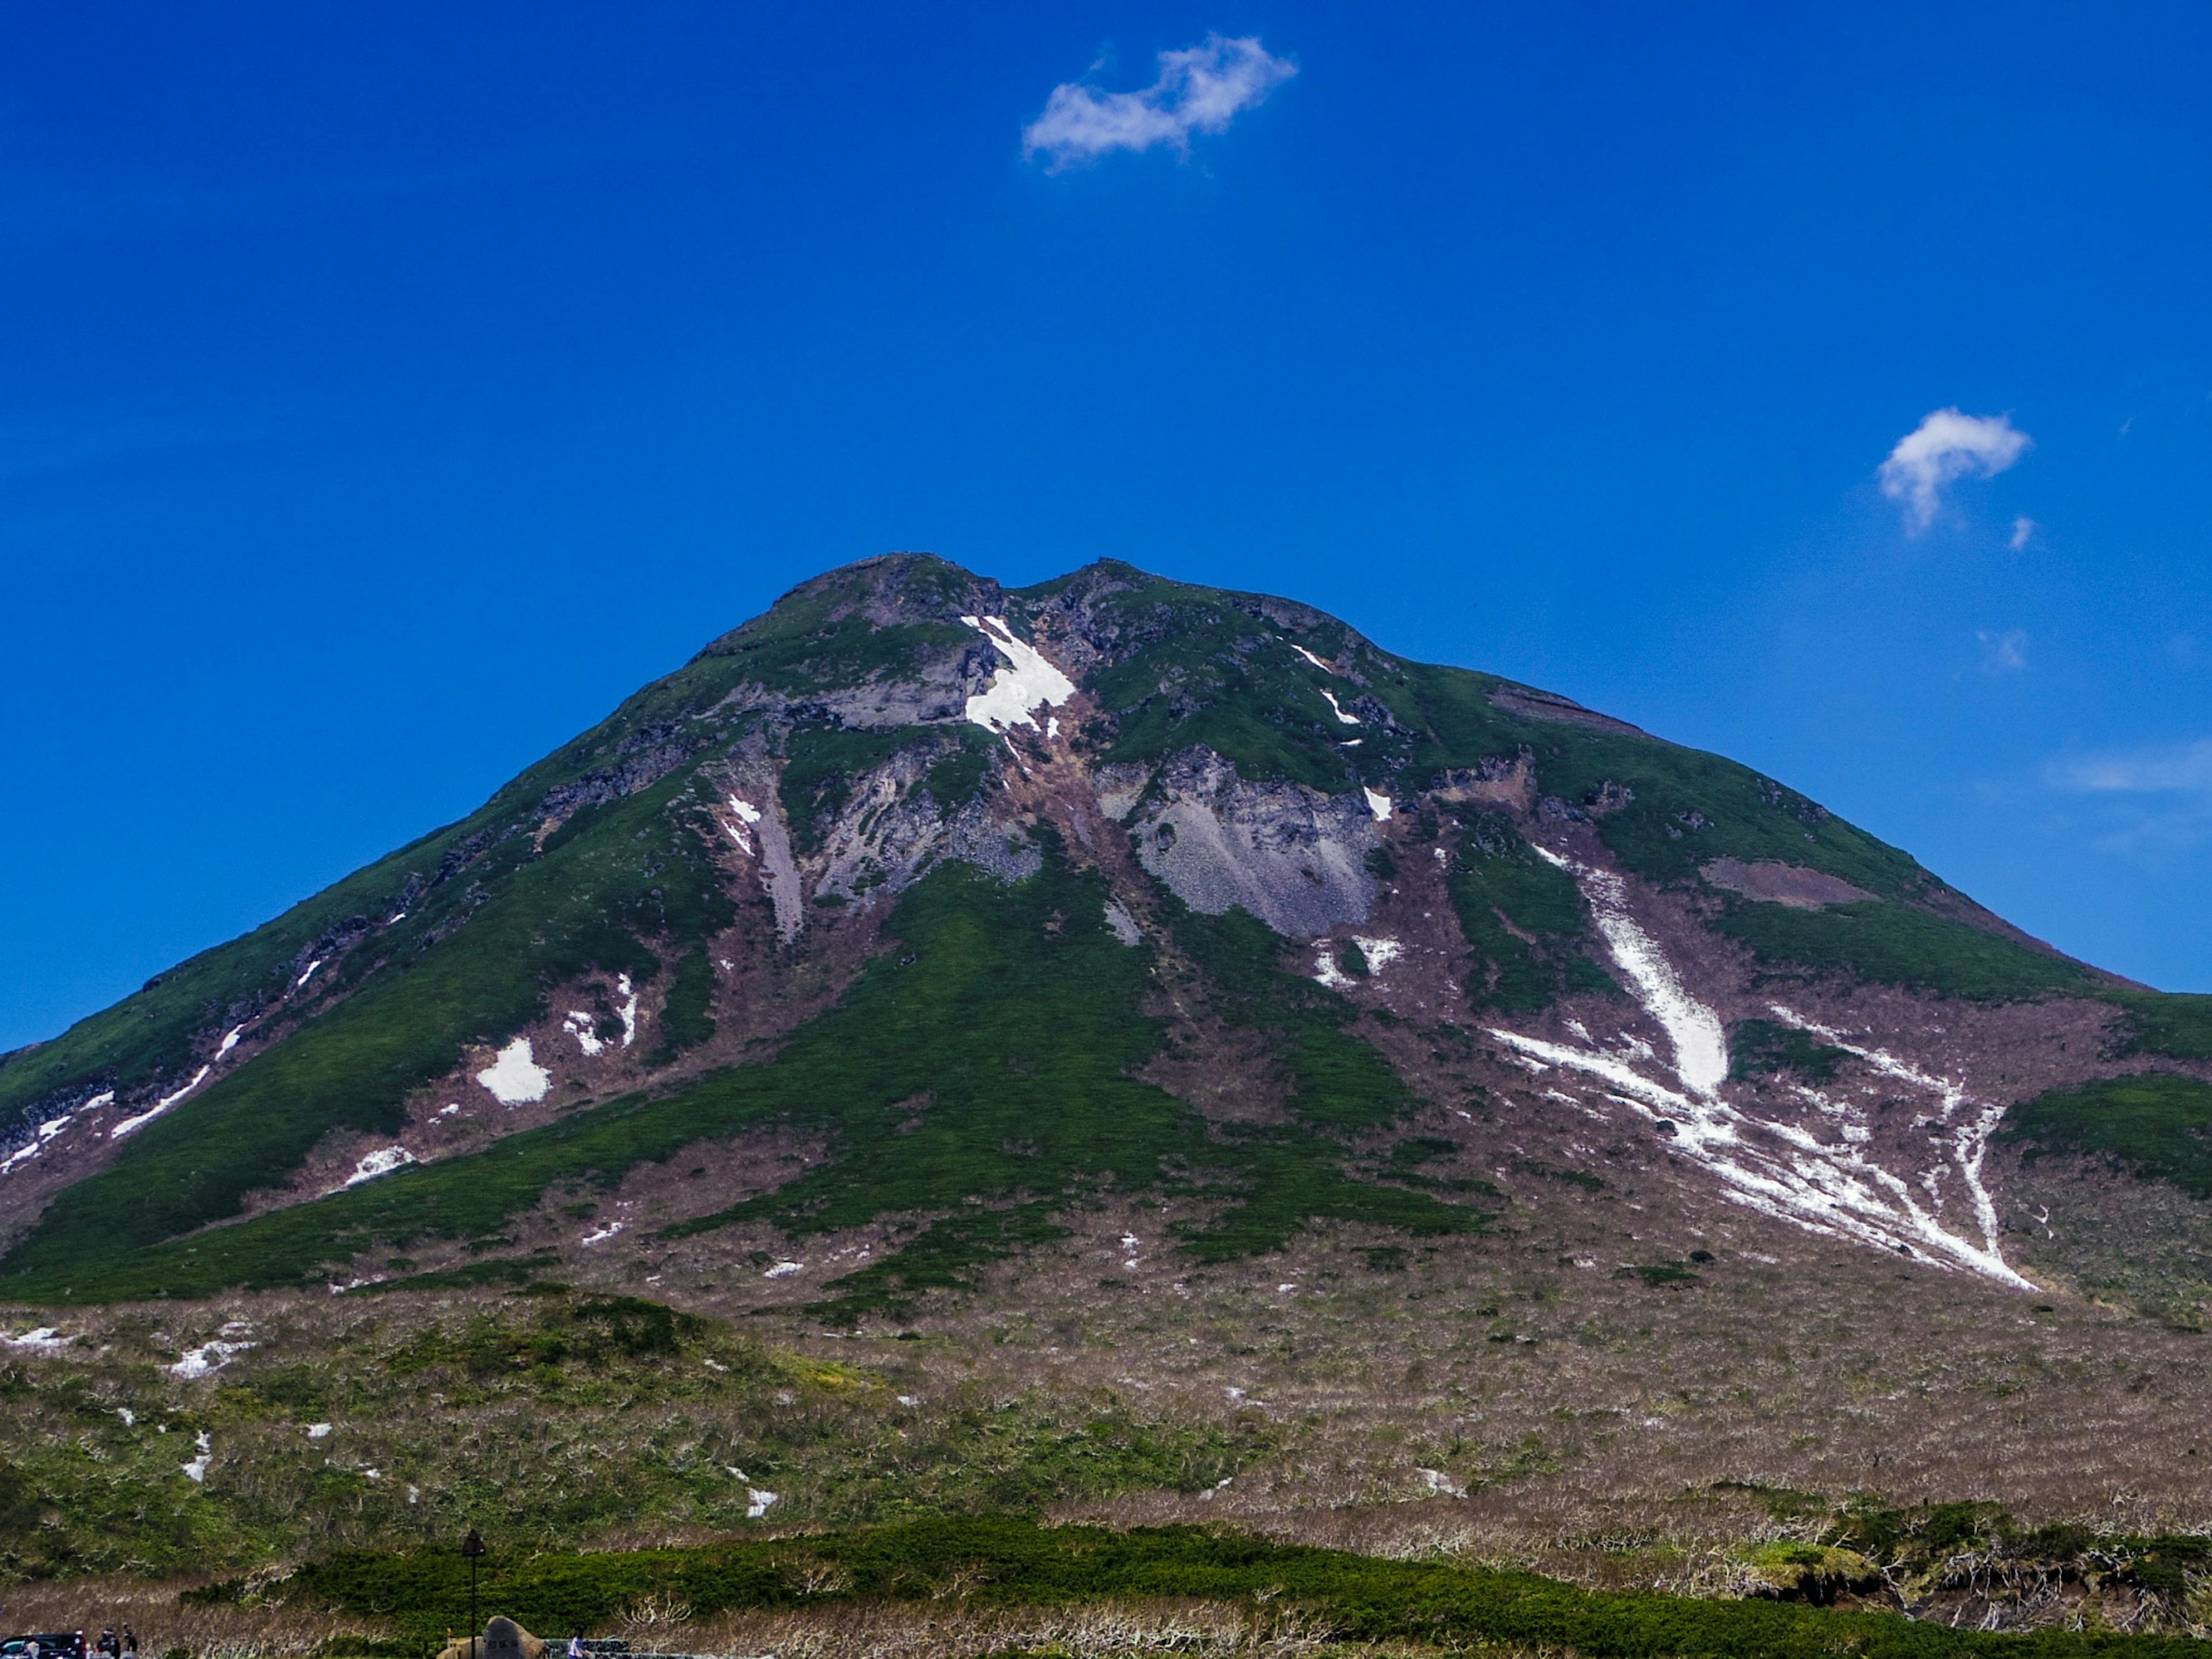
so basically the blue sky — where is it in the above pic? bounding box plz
[5,1,2210,1048]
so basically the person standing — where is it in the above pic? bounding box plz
[566,1630,584,1659]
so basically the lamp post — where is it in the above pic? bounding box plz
[461,1529,487,1659]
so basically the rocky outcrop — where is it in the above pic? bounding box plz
[1124,747,1380,938]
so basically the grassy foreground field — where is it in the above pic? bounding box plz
[17,1516,2212,1659]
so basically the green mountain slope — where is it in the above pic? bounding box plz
[3,554,2206,1310]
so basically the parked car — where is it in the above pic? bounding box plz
[1,1634,89,1659]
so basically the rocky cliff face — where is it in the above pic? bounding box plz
[2,555,2207,1319]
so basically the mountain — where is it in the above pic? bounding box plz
[3,553,2209,1316]
[8,554,2212,1614]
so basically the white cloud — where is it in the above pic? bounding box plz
[1976,629,2028,672]
[1022,35,1295,171]
[2008,515,2035,551]
[1877,408,2031,532]
[2047,739,2212,797]
[2044,738,2212,855]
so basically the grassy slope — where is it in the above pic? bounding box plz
[2001,1074,2212,1199]
[291,1517,2205,1659]
[5,848,1478,1305]
[1,767,736,1280]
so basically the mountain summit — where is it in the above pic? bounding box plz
[4,555,2207,1315]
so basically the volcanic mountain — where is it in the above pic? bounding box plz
[3,554,2209,1319]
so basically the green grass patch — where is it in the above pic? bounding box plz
[2001,1073,2212,1198]
[1715,900,2090,1002]
[2102,992,2212,1062]
[1446,811,1616,1012]
[1728,1019,1851,1084]
[289,1516,2206,1659]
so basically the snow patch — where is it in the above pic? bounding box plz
[1319,688,1361,726]
[337,1146,415,1190]
[3,1327,70,1351]
[746,1487,779,1520]
[960,615,1075,734]
[476,1037,550,1105]
[182,1431,212,1483]
[563,1011,604,1056]
[581,1221,624,1245]
[763,1260,804,1278]
[1418,1467,1467,1498]
[171,1340,255,1379]
[217,1025,243,1055]
[721,794,759,854]
[306,1422,332,1440]
[1362,787,1392,821]
[296,959,324,988]
[118,1407,134,1426]
[1313,943,1350,989]
[1103,900,1142,946]
[1353,935,1402,974]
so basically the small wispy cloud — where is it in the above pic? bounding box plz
[2009,516,2035,551]
[2048,739,2212,797]
[1977,629,2028,672]
[1877,408,2031,532]
[2045,738,2212,854]
[1022,35,1296,171]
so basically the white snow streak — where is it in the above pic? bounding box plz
[615,973,639,1047]
[581,1221,624,1245]
[112,1066,212,1138]
[475,1037,550,1104]
[296,959,324,988]
[182,1430,213,1483]
[1319,688,1361,726]
[562,1011,605,1056]
[336,1146,415,1190]
[1290,643,1334,671]
[763,1259,804,1278]
[1486,848,2033,1290]
[960,615,1075,734]
[1363,787,1393,821]
[2,1328,71,1351]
